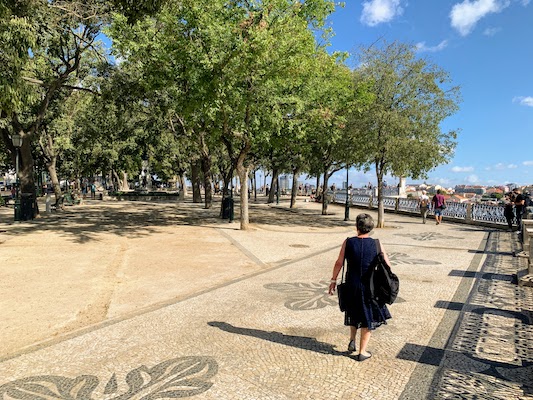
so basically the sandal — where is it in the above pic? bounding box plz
[347,340,356,353]
[357,352,372,362]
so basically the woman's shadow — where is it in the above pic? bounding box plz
[208,321,357,360]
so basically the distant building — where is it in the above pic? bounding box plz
[455,185,486,195]
[449,194,469,203]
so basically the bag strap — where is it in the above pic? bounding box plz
[340,259,346,284]
[340,237,349,284]
[375,238,381,255]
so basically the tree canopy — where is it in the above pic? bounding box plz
[1,3,460,229]
[348,41,460,227]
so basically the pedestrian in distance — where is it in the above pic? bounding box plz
[503,195,515,231]
[512,188,525,229]
[418,190,430,224]
[328,213,392,361]
[432,189,446,225]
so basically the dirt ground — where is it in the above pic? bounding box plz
[0,196,350,360]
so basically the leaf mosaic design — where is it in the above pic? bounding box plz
[387,252,441,265]
[264,281,336,311]
[395,232,463,241]
[0,356,218,399]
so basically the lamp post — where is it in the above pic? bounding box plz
[276,176,280,205]
[11,133,22,222]
[344,164,350,221]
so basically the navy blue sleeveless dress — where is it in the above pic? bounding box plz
[344,237,391,329]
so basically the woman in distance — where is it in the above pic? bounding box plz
[328,213,392,361]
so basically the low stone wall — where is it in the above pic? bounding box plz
[110,193,180,202]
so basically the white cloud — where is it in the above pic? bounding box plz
[521,0,530,5]
[361,0,404,26]
[524,161,533,166]
[451,166,474,172]
[435,178,451,185]
[483,27,502,36]
[494,163,518,169]
[450,0,510,36]
[415,40,449,52]
[466,174,480,183]
[513,96,533,107]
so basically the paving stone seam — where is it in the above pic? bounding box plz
[216,228,268,267]
[0,242,342,364]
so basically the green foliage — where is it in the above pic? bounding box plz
[0,0,38,113]
[349,41,461,181]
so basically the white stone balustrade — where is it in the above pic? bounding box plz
[521,219,533,250]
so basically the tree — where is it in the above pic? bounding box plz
[1,0,168,212]
[108,0,338,229]
[349,41,461,227]
[303,51,354,215]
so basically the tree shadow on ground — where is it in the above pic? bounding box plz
[0,199,351,244]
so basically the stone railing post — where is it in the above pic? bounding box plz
[518,227,533,287]
[466,204,473,223]
[521,219,533,249]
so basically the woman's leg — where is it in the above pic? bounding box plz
[359,328,371,355]
[347,326,357,352]
[350,326,357,341]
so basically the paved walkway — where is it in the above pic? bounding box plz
[0,198,532,399]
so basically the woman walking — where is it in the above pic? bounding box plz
[328,213,392,361]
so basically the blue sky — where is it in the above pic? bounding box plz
[325,0,533,188]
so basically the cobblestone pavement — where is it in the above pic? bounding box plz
[0,199,532,399]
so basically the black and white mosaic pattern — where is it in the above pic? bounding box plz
[264,281,336,311]
[395,232,463,242]
[388,252,441,265]
[431,232,533,399]
[0,356,218,399]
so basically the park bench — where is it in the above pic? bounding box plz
[50,192,81,211]
[64,192,81,206]
[1,195,12,207]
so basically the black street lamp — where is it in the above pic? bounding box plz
[344,164,350,221]
[11,133,22,222]
[276,177,280,205]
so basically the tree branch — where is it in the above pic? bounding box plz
[62,85,101,95]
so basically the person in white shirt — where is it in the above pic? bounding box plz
[418,190,430,224]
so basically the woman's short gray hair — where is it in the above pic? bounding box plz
[356,213,374,234]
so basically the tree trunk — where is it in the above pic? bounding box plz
[290,168,299,208]
[119,171,129,191]
[178,173,187,199]
[191,160,202,203]
[268,168,279,203]
[19,137,38,216]
[112,170,128,191]
[201,154,213,209]
[376,166,385,228]
[315,176,320,195]
[45,157,62,206]
[199,132,213,209]
[322,170,330,215]
[253,170,257,201]
[219,169,232,217]
[236,159,249,230]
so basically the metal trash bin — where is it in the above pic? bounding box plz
[20,193,35,221]
[222,197,234,221]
